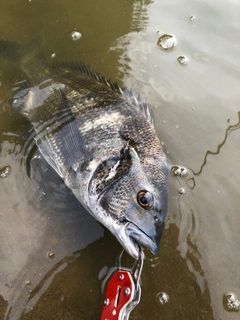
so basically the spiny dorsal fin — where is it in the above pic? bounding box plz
[54,61,123,94]
[121,88,155,126]
[54,61,155,126]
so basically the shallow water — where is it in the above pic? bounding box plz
[0,0,240,319]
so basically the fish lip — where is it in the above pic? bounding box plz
[119,222,159,259]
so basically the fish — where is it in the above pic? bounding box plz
[0,40,168,259]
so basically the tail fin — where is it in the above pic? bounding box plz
[0,38,45,76]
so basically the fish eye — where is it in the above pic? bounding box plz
[137,190,153,209]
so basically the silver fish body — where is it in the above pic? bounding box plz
[0,40,168,259]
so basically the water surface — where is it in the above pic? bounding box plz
[0,0,240,319]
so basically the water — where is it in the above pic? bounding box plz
[0,0,240,319]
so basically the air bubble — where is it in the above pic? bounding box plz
[177,56,188,65]
[25,280,31,286]
[171,166,188,177]
[174,168,181,176]
[47,252,55,259]
[0,166,11,178]
[51,53,56,59]
[190,15,195,21]
[157,34,176,50]
[157,292,169,305]
[151,260,160,268]
[179,188,185,195]
[223,293,240,312]
[71,31,82,41]
[180,169,188,177]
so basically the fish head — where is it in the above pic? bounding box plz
[92,147,168,259]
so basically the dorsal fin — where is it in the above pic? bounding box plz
[121,89,155,126]
[54,61,155,126]
[54,61,123,94]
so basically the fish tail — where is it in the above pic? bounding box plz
[0,36,45,75]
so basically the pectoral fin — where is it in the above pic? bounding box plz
[57,89,92,168]
[36,89,92,177]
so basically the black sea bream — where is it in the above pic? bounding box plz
[0,40,168,259]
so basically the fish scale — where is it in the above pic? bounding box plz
[0,39,168,260]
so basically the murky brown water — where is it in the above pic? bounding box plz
[0,0,240,319]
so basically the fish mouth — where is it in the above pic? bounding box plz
[118,222,159,259]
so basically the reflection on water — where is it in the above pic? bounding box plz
[131,0,153,31]
[0,0,240,319]
[111,0,240,319]
[193,112,240,176]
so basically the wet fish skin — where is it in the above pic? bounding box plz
[0,40,168,259]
